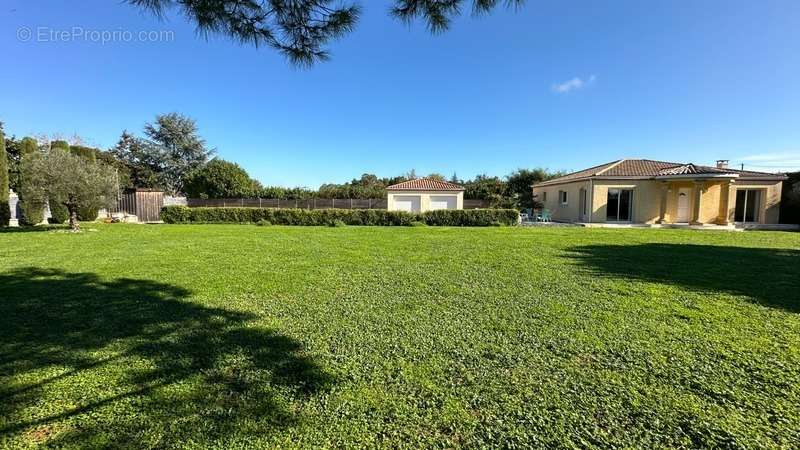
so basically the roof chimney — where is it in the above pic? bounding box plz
[716,159,729,169]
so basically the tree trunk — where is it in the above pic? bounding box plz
[68,203,80,232]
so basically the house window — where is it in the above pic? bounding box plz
[734,189,761,223]
[606,189,633,222]
[559,191,568,205]
[542,192,547,203]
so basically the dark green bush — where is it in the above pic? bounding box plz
[48,202,69,224]
[77,205,100,221]
[19,197,46,226]
[161,206,519,227]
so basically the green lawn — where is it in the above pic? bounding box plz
[1,224,799,449]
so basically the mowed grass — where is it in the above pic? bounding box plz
[1,224,799,449]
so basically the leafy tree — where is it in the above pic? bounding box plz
[110,131,162,189]
[426,173,446,181]
[506,168,565,209]
[183,159,261,198]
[7,137,39,192]
[463,174,506,200]
[352,173,380,187]
[69,145,99,162]
[143,113,214,194]
[50,140,71,152]
[128,0,524,66]
[0,126,9,226]
[20,149,118,231]
[2,136,47,225]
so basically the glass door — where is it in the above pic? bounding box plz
[606,189,633,222]
[734,189,761,223]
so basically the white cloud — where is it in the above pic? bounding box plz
[734,152,800,172]
[552,75,596,94]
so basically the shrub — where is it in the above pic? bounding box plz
[48,202,69,224]
[160,206,519,227]
[19,197,46,226]
[421,209,519,226]
[78,205,100,221]
[410,221,427,227]
[256,219,272,226]
[329,219,347,227]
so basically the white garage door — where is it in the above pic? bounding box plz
[429,195,456,210]
[393,195,421,212]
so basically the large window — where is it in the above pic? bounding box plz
[607,189,633,222]
[734,189,761,223]
[559,191,568,205]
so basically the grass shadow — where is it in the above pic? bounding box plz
[0,225,69,233]
[0,268,332,446]
[569,244,800,312]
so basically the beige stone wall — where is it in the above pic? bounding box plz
[532,180,590,222]
[386,191,464,212]
[726,180,783,224]
[591,179,662,223]
[535,178,784,224]
[659,181,725,224]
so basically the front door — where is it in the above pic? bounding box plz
[676,188,690,222]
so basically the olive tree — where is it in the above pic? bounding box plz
[20,149,119,231]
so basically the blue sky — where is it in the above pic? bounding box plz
[2,0,799,187]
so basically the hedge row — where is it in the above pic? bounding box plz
[161,206,519,227]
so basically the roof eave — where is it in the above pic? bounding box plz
[386,188,464,192]
[654,173,739,180]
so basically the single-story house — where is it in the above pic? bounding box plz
[532,159,787,226]
[387,178,464,212]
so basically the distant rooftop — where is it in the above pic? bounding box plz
[386,178,464,191]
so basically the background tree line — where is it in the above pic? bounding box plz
[5,114,800,227]
[2,112,567,228]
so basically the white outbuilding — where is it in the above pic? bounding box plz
[386,178,464,212]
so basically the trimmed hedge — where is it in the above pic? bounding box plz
[19,197,46,226]
[161,206,519,227]
[48,202,69,224]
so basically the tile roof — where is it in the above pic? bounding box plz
[657,163,728,176]
[535,159,784,186]
[601,159,681,176]
[386,178,465,191]
[534,160,622,184]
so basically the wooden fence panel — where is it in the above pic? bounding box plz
[135,191,164,222]
[463,199,491,209]
[111,190,164,222]
[185,198,391,210]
